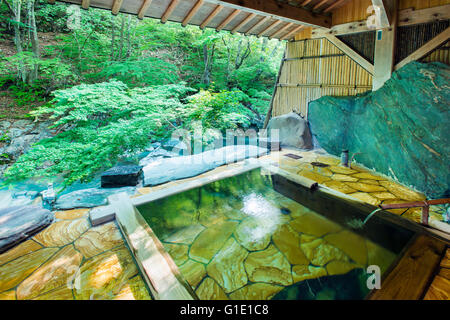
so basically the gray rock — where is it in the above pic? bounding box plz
[143,145,268,186]
[267,112,313,150]
[101,165,142,188]
[139,148,179,166]
[13,119,33,128]
[0,121,11,130]
[54,187,136,210]
[0,205,53,253]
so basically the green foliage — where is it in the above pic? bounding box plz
[186,90,252,132]
[93,57,179,87]
[5,80,196,185]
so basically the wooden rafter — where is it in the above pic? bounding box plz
[269,22,294,40]
[231,12,256,34]
[258,20,282,37]
[203,0,331,28]
[245,16,270,35]
[111,0,123,15]
[324,0,346,13]
[395,26,450,71]
[324,34,374,75]
[281,25,304,40]
[182,0,204,27]
[138,0,153,20]
[301,0,313,6]
[216,9,240,31]
[200,5,223,29]
[313,0,330,11]
[81,0,90,9]
[161,0,179,23]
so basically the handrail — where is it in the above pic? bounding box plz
[380,198,450,226]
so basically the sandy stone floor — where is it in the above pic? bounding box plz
[0,149,447,300]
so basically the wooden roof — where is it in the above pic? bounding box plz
[47,0,350,40]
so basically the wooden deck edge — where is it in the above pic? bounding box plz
[108,192,196,300]
[367,234,447,300]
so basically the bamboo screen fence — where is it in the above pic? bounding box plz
[271,38,373,119]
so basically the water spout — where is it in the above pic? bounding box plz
[363,208,383,225]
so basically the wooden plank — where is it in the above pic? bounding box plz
[394,26,450,71]
[281,25,305,40]
[216,9,240,31]
[111,0,123,15]
[110,192,195,300]
[245,16,270,35]
[161,0,179,23]
[138,0,153,19]
[324,34,375,75]
[200,4,223,29]
[258,20,282,37]
[313,0,331,11]
[182,0,204,27]
[324,0,347,13]
[424,275,450,300]
[203,0,331,28]
[372,0,397,90]
[369,235,446,300]
[269,22,294,40]
[231,12,256,33]
[81,0,90,9]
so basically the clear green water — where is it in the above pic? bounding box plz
[138,169,414,300]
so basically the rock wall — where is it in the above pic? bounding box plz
[0,120,54,176]
[308,62,449,199]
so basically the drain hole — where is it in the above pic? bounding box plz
[284,153,302,160]
[311,162,330,168]
[280,207,291,215]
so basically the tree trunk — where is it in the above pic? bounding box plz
[111,15,116,60]
[29,0,40,83]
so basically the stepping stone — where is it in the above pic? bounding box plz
[54,187,136,210]
[101,165,143,188]
[0,206,53,253]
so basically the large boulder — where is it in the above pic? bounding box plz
[143,145,268,186]
[0,205,53,253]
[267,112,313,149]
[308,62,449,199]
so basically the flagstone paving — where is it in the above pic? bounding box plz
[0,149,447,300]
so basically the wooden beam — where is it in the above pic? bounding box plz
[398,4,450,27]
[231,12,256,33]
[138,0,153,19]
[371,0,394,28]
[200,5,223,29]
[111,0,123,15]
[269,22,294,40]
[324,34,374,75]
[373,0,398,90]
[245,16,270,35]
[301,0,313,6]
[161,0,179,23]
[395,26,450,71]
[182,0,204,27]
[258,20,282,37]
[281,25,305,40]
[81,0,90,10]
[110,193,195,300]
[216,9,240,31]
[47,0,56,4]
[313,4,450,38]
[203,0,331,28]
